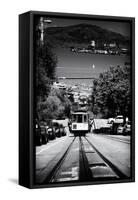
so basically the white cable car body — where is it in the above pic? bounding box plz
[70,111,90,135]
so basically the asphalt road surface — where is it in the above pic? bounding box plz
[35,131,131,184]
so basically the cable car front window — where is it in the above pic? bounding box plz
[77,115,82,123]
[84,115,87,123]
[72,114,77,122]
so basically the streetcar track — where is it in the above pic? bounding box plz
[79,137,93,181]
[49,136,93,182]
[43,137,76,183]
[84,136,128,179]
[42,134,128,184]
[43,136,93,183]
[81,136,118,180]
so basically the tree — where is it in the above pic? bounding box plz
[34,17,58,120]
[92,64,131,119]
[37,88,71,120]
[35,42,57,99]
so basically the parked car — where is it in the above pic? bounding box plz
[35,120,42,146]
[59,124,66,136]
[114,115,124,124]
[108,115,124,125]
[123,121,131,135]
[48,127,56,140]
[108,118,115,124]
[47,126,56,140]
[117,124,124,134]
[52,122,61,137]
[39,121,49,144]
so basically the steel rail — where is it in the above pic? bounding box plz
[84,136,128,179]
[43,137,76,183]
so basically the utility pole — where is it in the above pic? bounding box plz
[39,17,52,45]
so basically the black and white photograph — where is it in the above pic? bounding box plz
[34,13,134,186]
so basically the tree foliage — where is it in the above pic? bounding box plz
[35,42,57,99]
[37,88,71,120]
[92,65,131,119]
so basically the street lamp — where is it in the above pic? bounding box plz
[39,17,52,45]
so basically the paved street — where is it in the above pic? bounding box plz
[35,121,131,184]
[36,133,73,183]
[86,134,131,177]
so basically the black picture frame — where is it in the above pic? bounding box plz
[19,11,135,189]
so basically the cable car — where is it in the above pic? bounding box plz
[69,111,90,135]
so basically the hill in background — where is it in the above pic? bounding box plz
[45,23,130,48]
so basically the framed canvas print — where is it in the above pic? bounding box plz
[19,11,135,189]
